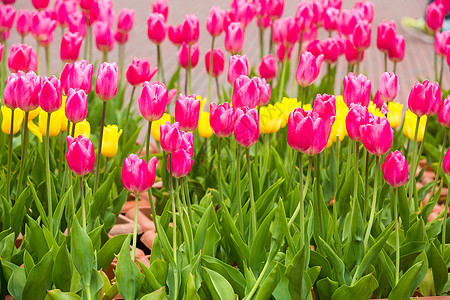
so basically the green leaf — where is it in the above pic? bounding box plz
[26,216,49,260]
[115,235,143,300]
[29,181,49,228]
[428,243,447,295]
[97,234,128,271]
[1,259,26,300]
[71,218,95,287]
[397,185,410,232]
[316,277,339,300]
[317,237,346,285]
[285,246,313,300]
[331,274,378,300]
[10,186,30,237]
[388,252,428,300]
[255,179,284,220]
[201,267,235,300]
[22,248,54,300]
[53,242,72,292]
[141,287,168,300]
[89,168,117,226]
[419,179,443,223]
[249,208,276,274]
[186,272,200,300]
[45,289,82,300]
[255,264,280,300]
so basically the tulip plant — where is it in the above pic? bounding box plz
[0,0,450,300]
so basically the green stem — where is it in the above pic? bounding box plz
[45,112,53,233]
[353,141,359,203]
[84,15,89,60]
[246,147,257,246]
[215,77,221,103]
[125,86,136,129]
[356,50,361,74]
[218,138,224,203]
[158,44,165,83]
[409,115,420,211]
[245,252,275,300]
[431,128,448,197]
[364,149,369,221]
[131,192,139,261]
[94,101,107,193]
[384,53,388,73]
[292,33,304,98]
[237,145,243,232]
[6,108,15,200]
[102,51,107,63]
[364,156,380,247]
[188,45,192,94]
[277,55,288,101]
[394,188,400,285]
[17,112,29,194]
[118,44,124,89]
[184,66,188,95]
[80,176,86,231]
[268,22,274,55]
[145,120,160,238]
[434,50,438,82]
[259,25,264,59]
[208,37,215,104]
[439,55,444,87]
[45,46,50,75]
[169,154,177,263]
[393,62,397,74]
[415,118,429,171]
[443,175,449,256]
[288,155,312,228]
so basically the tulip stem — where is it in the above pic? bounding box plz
[208,37,215,105]
[84,15,89,60]
[439,56,444,87]
[259,25,264,59]
[45,112,53,233]
[6,109,15,201]
[268,22,274,55]
[37,42,40,75]
[364,149,369,221]
[131,192,138,261]
[292,33,304,98]
[393,62,397,74]
[384,53,388,73]
[184,67,188,95]
[183,178,194,227]
[79,176,86,231]
[409,115,420,211]
[218,138,224,204]
[157,44,165,83]
[215,77,221,103]
[169,154,177,264]
[17,111,30,195]
[431,128,448,197]
[356,50,361,74]
[364,155,380,247]
[45,46,50,75]
[246,148,257,245]
[125,86,136,129]
[102,51,107,63]
[277,54,288,102]
[394,188,400,285]
[288,155,312,228]
[353,141,359,204]
[434,51,438,82]
[188,45,192,94]
[443,174,449,256]
[94,101,107,194]
[118,44,125,88]
[236,145,243,232]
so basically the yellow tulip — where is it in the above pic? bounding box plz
[368,101,384,118]
[39,111,64,137]
[74,120,91,138]
[151,113,171,141]
[198,111,213,138]
[276,97,298,128]
[326,111,348,147]
[260,104,282,134]
[302,104,312,112]
[58,96,69,132]
[197,96,207,113]
[1,106,24,135]
[387,102,403,129]
[403,110,427,142]
[102,125,123,157]
[28,120,43,142]
[335,96,348,111]
[28,107,42,120]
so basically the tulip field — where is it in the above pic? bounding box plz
[0,0,450,299]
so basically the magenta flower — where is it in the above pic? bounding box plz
[39,76,62,113]
[228,55,249,85]
[258,54,277,82]
[232,75,260,109]
[379,72,399,102]
[160,121,182,153]
[234,107,259,148]
[225,22,244,54]
[174,94,201,131]
[122,154,157,193]
[61,60,93,95]
[295,52,324,87]
[408,80,441,117]
[60,31,83,63]
[438,96,450,128]
[126,58,157,87]
[95,62,119,102]
[205,48,225,78]
[210,102,236,138]
[65,88,88,124]
[345,103,369,142]
[360,115,393,156]
[138,81,168,122]
[343,72,371,107]
[147,13,166,45]
[66,135,95,176]
[382,151,408,188]
[206,6,225,37]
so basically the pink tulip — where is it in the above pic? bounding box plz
[67,135,95,176]
[53,0,77,28]
[344,39,364,65]
[114,30,128,44]
[345,103,369,142]
[96,62,119,102]
[295,52,324,87]
[3,73,19,109]
[91,0,115,27]
[443,147,450,175]
[152,0,168,22]
[267,0,284,20]
[117,8,135,33]
[435,31,450,57]
[259,54,277,81]
[80,0,94,12]
[287,108,331,156]
[205,48,225,78]
[388,34,405,63]
[123,154,157,193]
[351,21,371,51]
[306,39,323,57]
[234,107,259,148]
[17,71,41,112]
[373,90,384,110]
[147,13,166,45]
[0,4,14,33]
[231,0,254,29]
[343,73,371,107]
[382,151,408,188]
[160,121,182,153]
[354,1,374,23]
[323,7,339,32]
[438,96,450,128]
[175,94,201,131]
[178,42,199,69]
[225,22,244,55]
[65,88,88,123]
[253,0,268,18]
[67,12,86,37]
[126,58,157,87]
[254,77,271,107]
[379,72,399,102]
[16,10,31,37]
[167,132,193,177]
[339,9,361,37]
[295,2,314,32]
[272,17,299,47]
[313,93,336,138]
[408,80,441,117]
[312,0,324,26]
[360,115,393,156]
[39,76,62,113]
[257,16,272,29]
[426,1,444,32]
[182,14,199,45]
[31,11,57,46]
[377,20,397,53]
[276,44,293,62]
[327,0,342,10]
[7,43,32,73]
[31,0,49,10]
[228,55,249,85]
[61,60,93,95]
[60,31,83,63]
[207,6,225,37]
[138,81,168,122]
[168,24,183,46]
[322,37,340,64]
[232,75,260,109]
[93,21,114,52]
[210,102,236,138]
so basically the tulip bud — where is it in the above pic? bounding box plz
[323,7,339,32]
[344,39,364,65]
[139,81,168,122]
[295,52,324,87]
[117,8,135,33]
[126,58,157,87]
[40,76,62,113]
[7,43,32,73]
[435,31,450,57]
[96,62,119,102]
[387,102,403,129]
[258,54,277,81]
[343,73,371,107]
[182,14,199,45]
[234,107,259,148]
[152,0,168,21]
[39,109,63,137]
[438,96,450,128]
[65,88,88,124]
[259,104,282,134]
[426,1,444,32]
[388,34,405,63]
[377,20,396,53]
[32,0,49,10]
[147,13,166,45]
[101,125,122,157]
[382,151,408,188]
[167,132,193,178]
[54,0,77,28]
[313,93,336,138]
[17,71,41,112]
[443,147,450,176]
[161,121,182,153]
[403,110,427,142]
[225,22,245,55]
[205,48,225,78]
[60,31,83,63]
[66,135,95,176]
[351,21,371,51]
[175,94,201,131]
[360,115,393,156]
[0,4,15,33]
[168,24,183,46]
[321,37,340,64]
[67,12,86,37]
[339,9,361,37]
[122,154,157,193]
[228,55,249,85]
[16,10,31,37]
[198,111,213,138]
[1,106,23,135]
[272,17,299,47]
[151,113,171,141]
[408,80,441,117]
[93,21,114,52]
[345,103,369,142]
[210,102,236,138]
[3,73,19,109]
[254,77,271,107]
[31,11,57,47]
[61,60,93,95]
[178,42,199,69]
[232,75,260,109]
[207,6,225,37]
[267,0,284,20]
[379,72,399,102]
